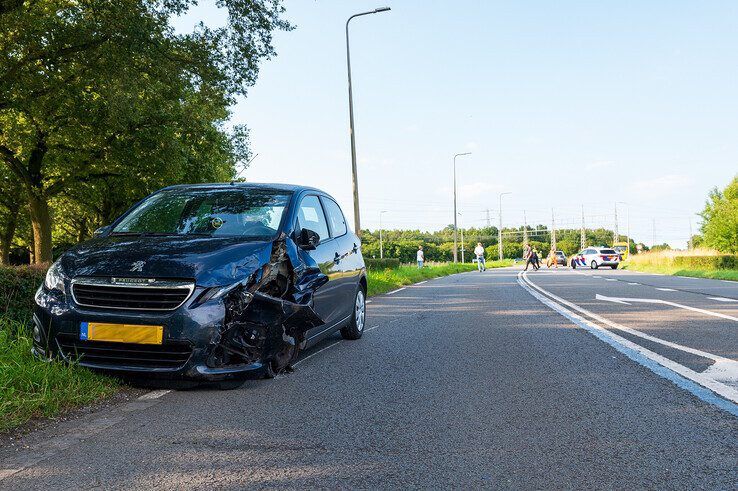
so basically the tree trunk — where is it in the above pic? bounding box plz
[28,193,53,263]
[0,208,18,265]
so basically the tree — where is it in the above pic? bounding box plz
[701,176,738,253]
[0,0,289,262]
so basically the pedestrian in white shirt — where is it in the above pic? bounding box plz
[416,246,425,268]
[474,242,486,271]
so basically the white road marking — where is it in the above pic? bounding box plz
[596,294,738,322]
[604,278,617,282]
[592,275,601,278]
[709,297,738,302]
[518,271,738,414]
[415,280,428,285]
[293,341,342,367]
[656,288,676,292]
[627,282,640,285]
[386,287,406,295]
[137,390,171,401]
[365,299,372,304]
[364,324,381,332]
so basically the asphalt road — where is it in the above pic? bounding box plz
[2,267,737,489]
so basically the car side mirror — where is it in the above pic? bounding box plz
[298,228,320,250]
[93,225,112,238]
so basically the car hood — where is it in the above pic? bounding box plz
[61,236,274,288]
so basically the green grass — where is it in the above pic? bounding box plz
[0,317,118,433]
[621,262,738,282]
[367,260,514,297]
[621,248,738,282]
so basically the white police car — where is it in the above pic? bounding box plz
[570,247,620,270]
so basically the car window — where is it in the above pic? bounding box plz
[600,249,617,254]
[584,249,594,255]
[297,195,330,243]
[112,188,291,239]
[321,197,347,237]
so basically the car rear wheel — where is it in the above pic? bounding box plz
[611,264,618,269]
[591,260,599,270]
[341,287,366,340]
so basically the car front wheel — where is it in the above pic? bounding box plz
[341,287,366,340]
[591,260,599,269]
[611,264,618,269]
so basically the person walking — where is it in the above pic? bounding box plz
[416,245,425,269]
[474,242,486,272]
[547,246,559,269]
[523,243,535,271]
[531,247,541,270]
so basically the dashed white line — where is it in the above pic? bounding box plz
[656,288,676,292]
[364,324,381,332]
[628,282,640,285]
[365,299,372,304]
[386,287,406,295]
[605,278,617,282]
[293,341,342,367]
[709,297,738,303]
[137,390,171,400]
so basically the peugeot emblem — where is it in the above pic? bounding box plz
[130,260,145,272]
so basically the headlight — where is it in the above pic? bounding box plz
[44,260,66,292]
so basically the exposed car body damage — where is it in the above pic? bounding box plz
[208,235,328,374]
[33,183,367,385]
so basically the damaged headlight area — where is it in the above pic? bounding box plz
[206,235,328,375]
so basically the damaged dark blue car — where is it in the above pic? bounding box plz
[33,183,367,387]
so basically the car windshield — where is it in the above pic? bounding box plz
[613,246,627,252]
[600,249,617,254]
[112,188,291,239]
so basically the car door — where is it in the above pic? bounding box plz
[583,248,597,268]
[320,195,359,320]
[295,194,342,329]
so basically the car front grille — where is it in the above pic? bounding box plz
[71,278,194,311]
[57,334,193,369]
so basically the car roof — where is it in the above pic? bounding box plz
[159,182,326,194]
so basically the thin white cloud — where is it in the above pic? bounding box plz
[629,174,693,196]
[586,160,615,170]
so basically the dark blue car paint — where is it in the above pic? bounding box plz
[33,183,366,382]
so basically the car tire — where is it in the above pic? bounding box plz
[591,260,599,270]
[611,264,618,269]
[341,286,366,340]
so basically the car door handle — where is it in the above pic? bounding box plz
[333,252,340,264]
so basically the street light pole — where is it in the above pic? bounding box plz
[379,210,388,259]
[498,192,512,260]
[457,212,465,263]
[452,152,471,263]
[346,7,390,238]
[616,201,629,257]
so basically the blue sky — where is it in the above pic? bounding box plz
[174,1,738,247]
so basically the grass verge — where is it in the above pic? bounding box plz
[367,260,514,297]
[621,263,738,282]
[0,317,118,433]
[621,248,738,282]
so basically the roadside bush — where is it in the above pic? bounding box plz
[364,258,401,270]
[0,265,46,324]
[672,255,738,270]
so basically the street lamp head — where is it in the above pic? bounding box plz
[374,7,391,12]
[454,152,472,158]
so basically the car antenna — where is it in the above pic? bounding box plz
[231,153,259,185]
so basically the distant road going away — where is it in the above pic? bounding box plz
[2,267,737,489]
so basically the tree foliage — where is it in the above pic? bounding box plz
[0,0,290,263]
[701,175,738,254]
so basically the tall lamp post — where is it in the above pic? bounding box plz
[616,201,630,257]
[379,210,388,259]
[457,212,465,263]
[452,152,472,262]
[346,7,391,237]
[498,192,512,260]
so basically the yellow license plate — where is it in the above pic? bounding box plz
[80,322,163,345]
